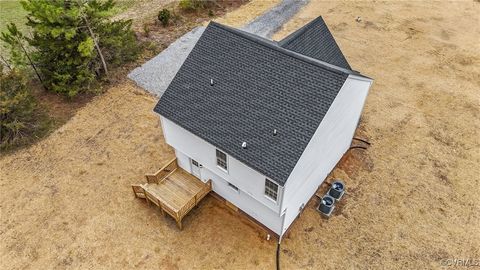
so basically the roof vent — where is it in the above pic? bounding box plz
[241,142,247,149]
[273,129,277,136]
[210,78,214,86]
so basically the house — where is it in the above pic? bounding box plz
[144,17,372,237]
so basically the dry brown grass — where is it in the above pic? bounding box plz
[214,0,280,27]
[273,1,480,269]
[1,1,479,269]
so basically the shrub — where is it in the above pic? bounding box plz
[0,67,40,149]
[158,9,171,27]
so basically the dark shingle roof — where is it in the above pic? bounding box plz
[279,17,351,70]
[154,22,349,186]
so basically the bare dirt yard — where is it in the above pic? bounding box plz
[1,1,479,269]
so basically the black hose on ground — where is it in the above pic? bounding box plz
[353,137,371,145]
[276,242,281,270]
[349,137,370,151]
[349,145,368,150]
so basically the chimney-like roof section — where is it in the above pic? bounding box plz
[279,16,351,70]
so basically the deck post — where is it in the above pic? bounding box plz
[177,219,183,230]
[159,204,165,217]
[132,186,137,198]
[145,192,150,206]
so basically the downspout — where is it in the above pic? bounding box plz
[277,208,287,270]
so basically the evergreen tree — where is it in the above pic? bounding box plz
[1,0,139,97]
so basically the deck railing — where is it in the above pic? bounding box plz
[144,189,161,207]
[177,180,212,226]
[197,180,212,202]
[133,160,213,230]
[145,158,177,184]
[131,184,146,199]
[178,196,196,224]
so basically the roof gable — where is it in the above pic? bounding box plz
[279,17,351,70]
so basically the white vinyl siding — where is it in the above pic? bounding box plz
[280,75,372,234]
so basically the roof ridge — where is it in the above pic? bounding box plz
[278,16,323,47]
[208,21,364,77]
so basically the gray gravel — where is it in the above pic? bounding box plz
[128,0,309,97]
[241,0,309,38]
[128,26,206,97]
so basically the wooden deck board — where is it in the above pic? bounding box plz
[133,158,212,230]
[169,171,203,193]
[143,168,205,211]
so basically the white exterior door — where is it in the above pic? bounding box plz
[191,159,201,179]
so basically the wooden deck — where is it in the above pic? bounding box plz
[132,158,212,229]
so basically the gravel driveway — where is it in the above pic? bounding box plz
[128,0,309,97]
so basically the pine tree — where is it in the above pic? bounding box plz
[1,0,139,97]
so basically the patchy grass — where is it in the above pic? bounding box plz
[0,0,27,34]
[133,0,249,55]
[110,0,146,15]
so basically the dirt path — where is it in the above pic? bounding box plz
[241,0,309,38]
[1,1,479,269]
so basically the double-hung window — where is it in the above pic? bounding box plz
[216,149,228,171]
[264,178,278,201]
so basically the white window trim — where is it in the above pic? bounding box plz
[264,194,278,203]
[264,178,279,202]
[216,149,229,173]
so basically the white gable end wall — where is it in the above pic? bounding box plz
[280,75,372,235]
[160,116,284,234]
